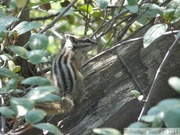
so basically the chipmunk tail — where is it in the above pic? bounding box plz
[35,98,74,114]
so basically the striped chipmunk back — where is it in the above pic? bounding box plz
[52,34,97,106]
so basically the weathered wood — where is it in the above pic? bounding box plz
[24,23,180,135]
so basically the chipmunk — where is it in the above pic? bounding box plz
[36,34,97,114]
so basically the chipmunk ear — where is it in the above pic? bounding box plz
[67,35,77,44]
[64,34,69,40]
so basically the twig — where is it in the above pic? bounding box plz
[98,0,125,39]
[84,2,89,36]
[17,0,30,19]
[0,95,6,134]
[7,124,32,135]
[39,0,78,34]
[116,52,146,98]
[116,6,150,42]
[30,13,59,21]
[90,9,108,39]
[100,29,116,52]
[10,0,30,29]
[51,29,64,39]
[37,63,44,76]
[37,67,51,76]
[23,0,78,49]
[138,31,180,120]
[83,30,180,67]
[91,9,129,38]
[83,36,144,67]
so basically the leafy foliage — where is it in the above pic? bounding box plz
[26,50,47,64]
[143,24,168,48]
[25,110,46,123]
[12,21,41,35]
[33,123,62,135]
[0,17,19,32]
[129,97,180,129]
[10,97,34,117]
[21,76,51,86]
[29,34,49,50]
[142,0,180,47]
[8,45,28,59]
[0,106,15,119]
[93,77,180,134]
[25,86,59,101]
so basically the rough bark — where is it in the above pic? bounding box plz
[24,22,180,135]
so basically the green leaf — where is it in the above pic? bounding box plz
[137,4,164,24]
[128,122,149,128]
[166,0,180,9]
[5,78,18,91]
[152,115,163,128]
[172,3,180,23]
[177,31,180,38]
[95,0,108,10]
[14,0,26,8]
[0,68,19,79]
[127,0,138,5]
[26,50,47,64]
[12,21,41,35]
[0,16,19,32]
[93,128,121,135]
[141,115,156,122]
[7,60,21,73]
[8,45,28,59]
[8,89,24,94]
[163,108,180,127]
[138,4,161,18]
[130,90,141,98]
[8,60,15,71]
[78,4,93,14]
[25,110,46,123]
[33,123,62,135]
[143,24,168,48]
[0,32,5,38]
[168,76,180,93]
[0,107,15,118]
[126,5,138,13]
[91,11,104,17]
[147,106,162,115]
[148,4,164,16]
[21,76,51,86]
[13,65,21,73]
[0,8,5,17]
[35,94,61,102]
[25,86,59,100]
[28,0,53,7]
[58,8,74,16]
[166,0,180,23]
[157,99,180,109]
[29,34,49,50]
[10,97,34,117]
[163,8,175,23]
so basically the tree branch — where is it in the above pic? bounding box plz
[30,13,59,21]
[39,0,78,34]
[138,31,180,120]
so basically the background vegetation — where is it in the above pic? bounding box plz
[0,0,179,134]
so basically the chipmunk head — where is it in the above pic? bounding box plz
[64,34,97,52]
